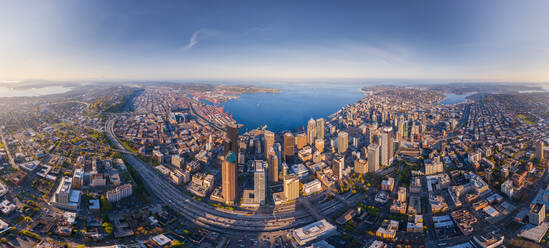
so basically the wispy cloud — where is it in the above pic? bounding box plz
[179,27,266,52]
[180,31,200,52]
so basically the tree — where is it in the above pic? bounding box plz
[23,216,32,223]
[100,196,112,211]
[102,222,114,234]
[169,240,185,248]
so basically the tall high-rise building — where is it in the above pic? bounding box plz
[315,139,325,153]
[254,137,262,155]
[283,174,300,201]
[397,115,405,141]
[283,132,295,163]
[535,140,544,161]
[268,149,279,183]
[223,123,239,157]
[403,120,409,139]
[254,161,266,205]
[274,143,282,156]
[397,187,406,203]
[238,151,246,165]
[338,131,349,154]
[307,118,316,145]
[55,177,72,204]
[381,126,394,167]
[72,168,84,189]
[281,162,289,178]
[222,151,238,205]
[296,133,307,150]
[368,124,378,145]
[106,184,133,202]
[368,143,380,172]
[264,130,275,160]
[333,155,344,181]
[316,118,325,140]
[354,158,368,174]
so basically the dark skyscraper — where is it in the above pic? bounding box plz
[222,123,239,205]
[332,154,344,182]
[283,132,295,163]
[268,149,279,183]
[223,123,239,157]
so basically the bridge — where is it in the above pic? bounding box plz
[112,148,135,155]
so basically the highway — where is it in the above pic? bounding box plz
[105,117,357,233]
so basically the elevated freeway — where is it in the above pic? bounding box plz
[105,118,359,233]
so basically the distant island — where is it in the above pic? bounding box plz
[411,82,545,94]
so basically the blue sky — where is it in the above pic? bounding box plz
[1,0,548,83]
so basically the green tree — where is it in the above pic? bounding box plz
[102,222,114,234]
[100,196,112,211]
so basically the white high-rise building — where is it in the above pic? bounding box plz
[316,118,325,140]
[307,118,317,145]
[106,184,133,202]
[338,131,349,154]
[254,161,266,205]
[381,126,394,167]
[368,143,380,172]
[55,177,72,204]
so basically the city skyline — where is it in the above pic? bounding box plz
[2,1,549,247]
[1,0,549,83]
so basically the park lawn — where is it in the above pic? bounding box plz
[122,141,136,153]
[517,114,535,125]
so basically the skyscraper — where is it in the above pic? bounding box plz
[268,149,279,183]
[354,158,368,174]
[283,132,295,163]
[283,174,299,201]
[307,118,316,145]
[254,161,266,205]
[332,155,344,181]
[316,118,325,140]
[223,123,239,157]
[264,130,275,160]
[296,133,307,150]
[535,140,544,161]
[397,187,406,203]
[254,137,262,155]
[222,151,238,205]
[315,138,324,153]
[397,116,405,141]
[368,124,378,145]
[403,119,409,139]
[381,126,394,167]
[368,143,380,172]
[338,131,348,154]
